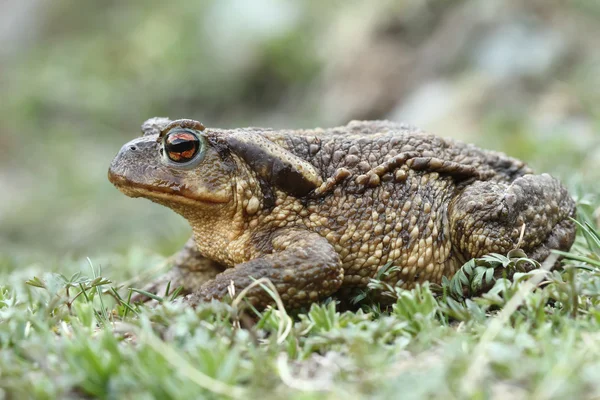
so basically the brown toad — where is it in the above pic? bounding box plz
[108,118,576,308]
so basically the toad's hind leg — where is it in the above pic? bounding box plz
[449,174,576,263]
[131,237,225,302]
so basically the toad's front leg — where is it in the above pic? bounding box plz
[186,229,344,309]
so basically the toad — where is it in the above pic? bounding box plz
[109,118,576,308]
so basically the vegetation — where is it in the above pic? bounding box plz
[0,199,598,398]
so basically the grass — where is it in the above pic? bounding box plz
[0,197,598,399]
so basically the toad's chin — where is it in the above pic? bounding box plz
[108,170,229,205]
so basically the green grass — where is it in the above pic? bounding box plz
[0,199,599,399]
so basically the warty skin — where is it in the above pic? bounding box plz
[109,118,576,308]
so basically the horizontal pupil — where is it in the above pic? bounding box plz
[168,139,197,154]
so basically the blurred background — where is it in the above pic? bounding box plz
[1,0,598,274]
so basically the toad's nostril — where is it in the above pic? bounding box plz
[130,145,137,151]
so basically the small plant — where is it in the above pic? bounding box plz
[439,249,539,302]
[26,271,112,320]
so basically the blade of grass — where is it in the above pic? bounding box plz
[87,257,109,325]
[553,250,600,269]
[130,288,164,303]
[571,218,600,253]
[110,287,137,316]
[231,277,292,345]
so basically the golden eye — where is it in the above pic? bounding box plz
[164,131,201,163]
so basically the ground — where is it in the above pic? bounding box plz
[1,193,600,398]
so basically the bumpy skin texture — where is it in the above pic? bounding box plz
[109,118,577,308]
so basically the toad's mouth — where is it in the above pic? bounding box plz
[108,171,229,205]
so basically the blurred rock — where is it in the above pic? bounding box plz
[474,22,564,80]
[314,0,599,148]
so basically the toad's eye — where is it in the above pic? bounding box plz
[164,131,202,163]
